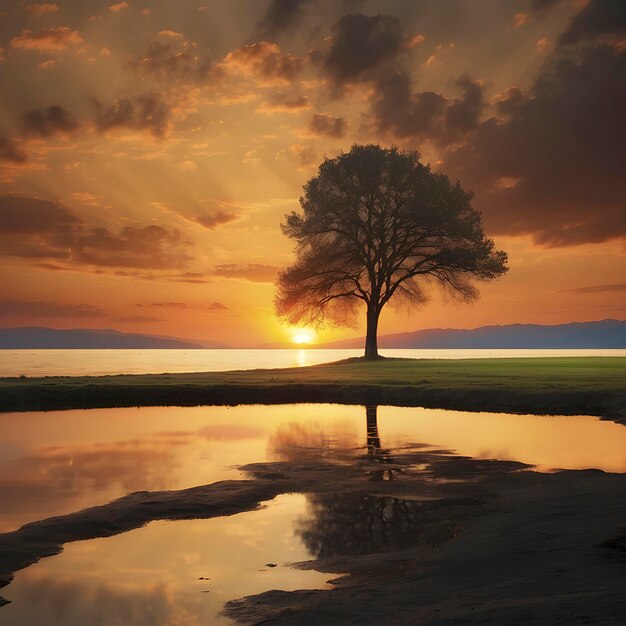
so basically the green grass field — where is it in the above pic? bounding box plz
[1,357,624,420]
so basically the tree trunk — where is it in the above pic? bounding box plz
[364,306,380,359]
[366,405,380,451]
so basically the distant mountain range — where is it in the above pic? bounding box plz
[320,320,626,349]
[0,327,226,349]
[0,320,624,349]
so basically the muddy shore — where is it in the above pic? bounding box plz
[1,440,624,623]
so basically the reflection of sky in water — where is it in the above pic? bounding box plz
[2,494,331,626]
[0,404,625,533]
[0,404,625,624]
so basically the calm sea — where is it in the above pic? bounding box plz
[0,348,624,377]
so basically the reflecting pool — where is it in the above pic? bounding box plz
[0,403,624,624]
[1,404,625,532]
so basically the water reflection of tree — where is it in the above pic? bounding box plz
[267,421,333,461]
[290,406,452,558]
[267,417,358,462]
[296,492,451,558]
[268,406,402,480]
[366,405,397,481]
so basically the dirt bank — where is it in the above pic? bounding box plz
[1,357,625,422]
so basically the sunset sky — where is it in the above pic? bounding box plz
[0,0,624,347]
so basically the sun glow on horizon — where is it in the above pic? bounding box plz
[290,329,316,345]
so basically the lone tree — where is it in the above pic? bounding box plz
[275,144,508,359]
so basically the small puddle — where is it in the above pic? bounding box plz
[0,494,333,626]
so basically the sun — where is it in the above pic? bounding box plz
[291,329,315,345]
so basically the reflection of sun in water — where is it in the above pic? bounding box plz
[291,330,315,345]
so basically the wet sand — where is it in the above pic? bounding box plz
[1,441,625,623]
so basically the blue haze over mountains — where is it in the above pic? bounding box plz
[0,320,624,349]
[319,320,626,349]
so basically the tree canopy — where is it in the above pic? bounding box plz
[275,144,508,358]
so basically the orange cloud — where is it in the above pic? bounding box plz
[24,3,60,16]
[513,13,530,29]
[108,1,129,12]
[404,33,425,48]
[536,37,550,52]
[289,143,317,168]
[11,27,83,53]
[223,41,304,85]
[214,263,279,283]
[159,30,183,39]
[143,301,228,310]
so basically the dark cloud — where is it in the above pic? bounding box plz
[73,225,191,269]
[372,73,445,138]
[94,93,172,138]
[131,41,218,82]
[257,0,315,37]
[0,195,79,233]
[0,299,105,318]
[371,73,483,144]
[314,13,484,143]
[193,210,240,229]
[308,113,346,138]
[321,14,403,90]
[443,45,626,246]
[22,105,80,138]
[444,76,484,134]
[559,0,626,46]
[561,283,626,294]
[214,263,279,282]
[207,301,228,310]
[0,195,192,269]
[259,92,310,112]
[225,41,304,84]
[0,135,27,162]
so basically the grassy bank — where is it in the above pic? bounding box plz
[0,357,624,421]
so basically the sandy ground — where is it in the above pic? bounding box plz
[0,442,625,623]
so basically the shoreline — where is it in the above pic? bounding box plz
[1,447,625,622]
[0,357,624,422]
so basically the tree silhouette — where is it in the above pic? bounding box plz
[275,144,508,358]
